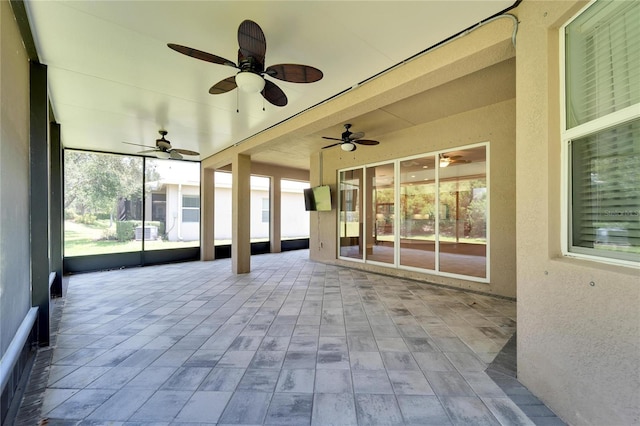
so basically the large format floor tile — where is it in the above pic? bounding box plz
[16,250,564,425]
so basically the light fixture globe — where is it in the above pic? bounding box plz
[235,71,265,93]
[341,142,356,152]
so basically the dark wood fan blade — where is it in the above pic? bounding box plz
[322,142,342,149]
[209,76,238,94]
[322,136,342,141]
[348,132,365,140]
[123,141,156,149]
[262,79,287,107]
[354,139,379,146]
[172,148,199,156]
[238,20,266,66]
[167,43,236,68]
[265,64,323,83]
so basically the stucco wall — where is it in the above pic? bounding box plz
[0,0,32,356]
[515,1,640,425]
[212,187,309,241]
[164,184,200,242]
[311,97,517,298]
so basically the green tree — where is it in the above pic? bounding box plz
[64,151,153,222]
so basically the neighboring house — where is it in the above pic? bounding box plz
[145,174,310,242]
[145,178,201,242]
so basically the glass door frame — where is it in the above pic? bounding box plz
[337,141,490,283]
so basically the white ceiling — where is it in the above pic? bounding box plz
[25,1,515,165]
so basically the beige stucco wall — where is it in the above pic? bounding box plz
[311,98,516,298]
[515,1,640,425]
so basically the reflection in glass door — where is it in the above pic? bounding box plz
[366,163,395,264]
[337,143,488,281]
[339,169,363,259]
[438,145,487,278]
[399,156,436,270]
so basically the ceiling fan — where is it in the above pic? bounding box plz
[123,130,199,160]
[168,20,323,107]
[322,124,380,152]
[439,153,470,167]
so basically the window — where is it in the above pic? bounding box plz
[563,0,640,265]
[182,195,200,223]
[261,198,269,223]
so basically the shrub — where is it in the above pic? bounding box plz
[76,213,96,224]
[115,220,138,242]
[64,209,77,220]
[102,227,118,240]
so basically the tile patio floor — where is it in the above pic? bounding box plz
[15,250,562,425]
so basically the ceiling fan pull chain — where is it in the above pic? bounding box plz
[236,89,240,113]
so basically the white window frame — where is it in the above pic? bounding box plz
[560,0,640,268]
[337,142,490,283]
[261,197,270,223]
[181,195,200,223]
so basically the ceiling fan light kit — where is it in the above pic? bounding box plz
[341,142,356,152]
[236,71,265,93]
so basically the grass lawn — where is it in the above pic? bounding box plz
[64,220,198,257]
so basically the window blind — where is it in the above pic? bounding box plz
[566,0,640,128]
[571,119,640,262]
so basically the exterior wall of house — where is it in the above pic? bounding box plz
[314,98,516,297]
[214,184,232,242]
[164,184,200,242]
[0,0,32,410]
[515,2,640,425]
[281,190,310,239]
[212,186,309,241]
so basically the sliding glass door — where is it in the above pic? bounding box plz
[338,143,488,281]
[399,155,437,270]
[339,169,363,260]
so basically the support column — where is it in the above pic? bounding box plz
[201,167,215,260]
[270,177,281,253]
[49,121,63,297]
[232,154,251,273]
[30,62,50,346]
